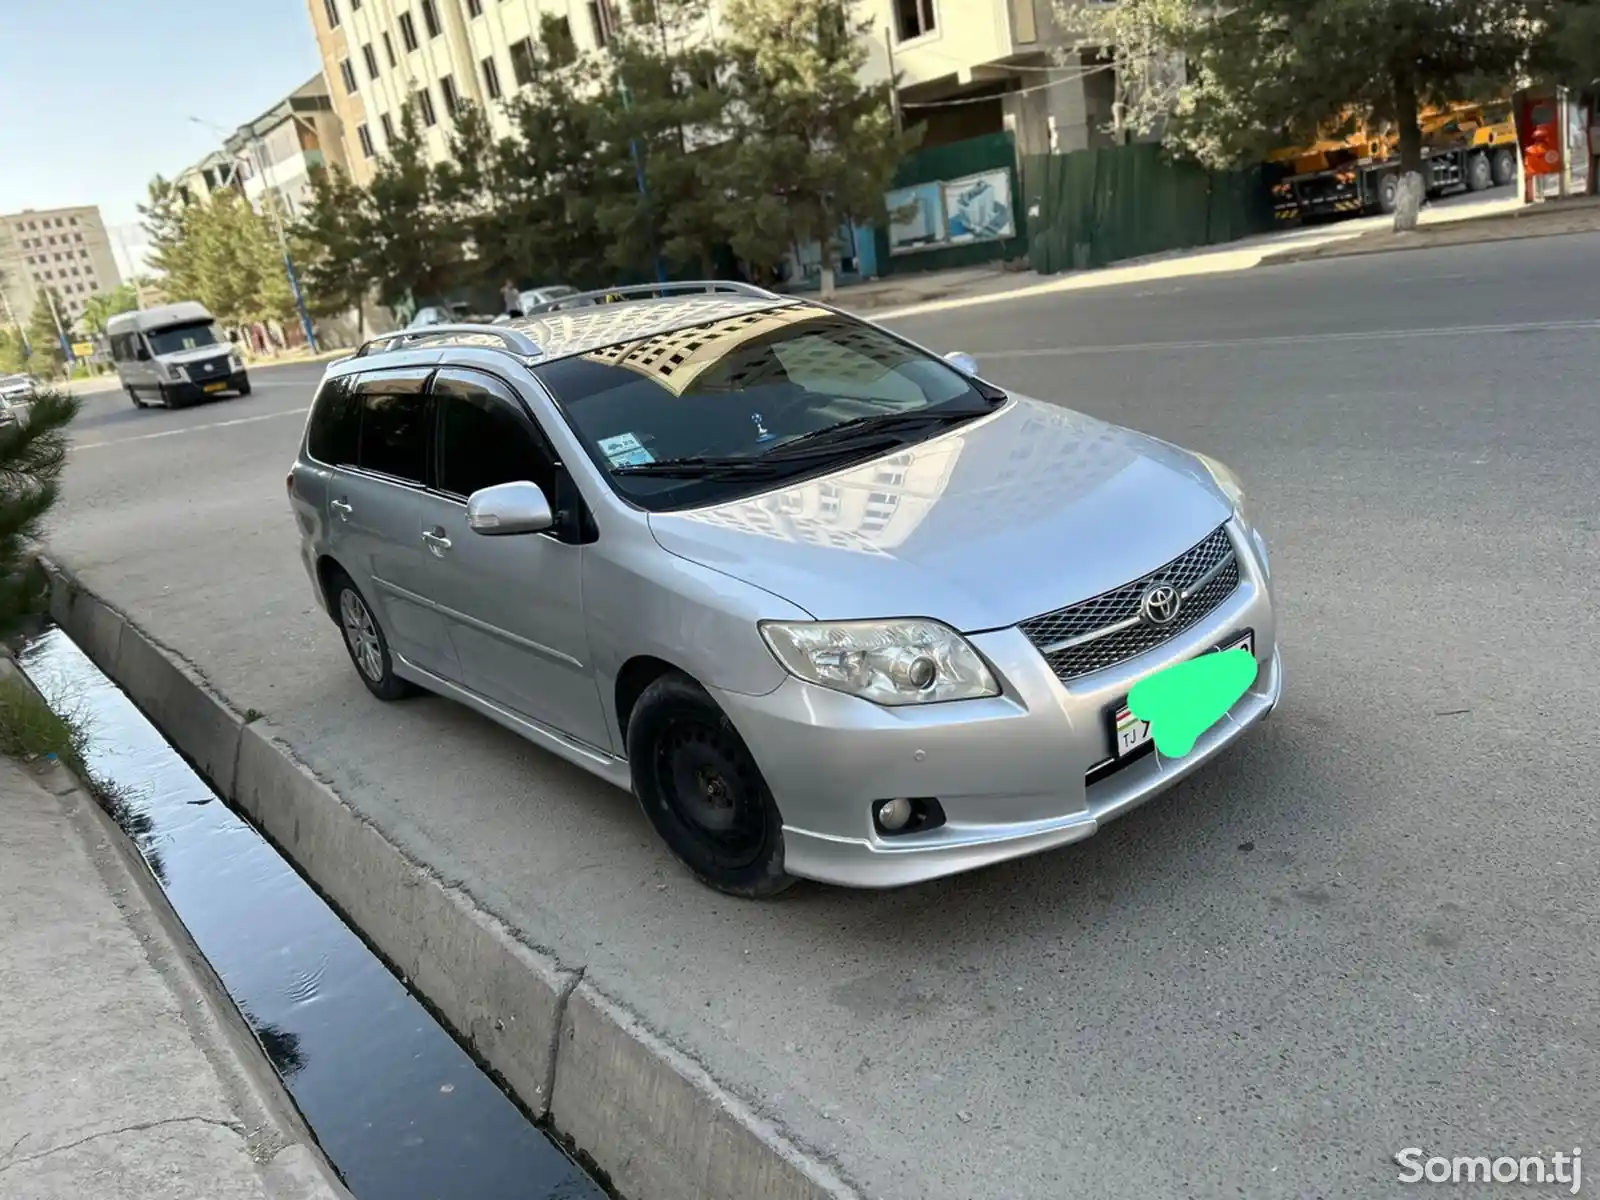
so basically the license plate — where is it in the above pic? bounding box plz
[1113,632,1254,757]
[203,381,226,393]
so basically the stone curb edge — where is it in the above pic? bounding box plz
[1258,218,1600,267]
[36,555,863,1200]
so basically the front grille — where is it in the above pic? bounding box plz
[1018,526,1240,682]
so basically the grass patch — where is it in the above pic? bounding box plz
[0,673,89,773]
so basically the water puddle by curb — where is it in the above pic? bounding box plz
[21,627,607,1200]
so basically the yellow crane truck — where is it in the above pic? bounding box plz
[1269,101,1519,222]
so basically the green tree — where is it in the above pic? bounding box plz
[488,74,616,288]
[1064,0,1536,227]
[0,383,79,632]
[717,0,921,295]
[80,282,141,335]
[26,290,69,377]
[291,165,376,335]
[591,1,739,278]
[0,330,27,377]
[139,176,205,303]
[1532,0,1600,88]
[362,108,465,309]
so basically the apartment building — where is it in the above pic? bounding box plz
[175,150,240,207]
[859,0,1121,155]
[0,205,124,331]
[306,0,1117,177]
[306,0,610,179]
[226,74,351,220]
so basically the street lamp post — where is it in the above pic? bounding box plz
[189,116,319,353]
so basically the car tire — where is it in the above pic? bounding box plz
[626,671,794,899]
[157,385,179,410]
[127,386,145,409]
[1465,152,1494,192]
[236,379,251,397]
[328,570,415,701]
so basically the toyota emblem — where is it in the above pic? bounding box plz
[1138,583,1182,627]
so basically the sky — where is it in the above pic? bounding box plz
[0,0,324,279]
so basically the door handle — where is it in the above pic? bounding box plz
[330,499,352,521]
[423,527,452,555]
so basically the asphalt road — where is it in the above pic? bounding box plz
[48,234,1600,1199]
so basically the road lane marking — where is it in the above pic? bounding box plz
[989,318,1600,358]
[72,406,311,450]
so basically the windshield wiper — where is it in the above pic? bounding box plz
[769,407,992,456]
[611,455,791,479]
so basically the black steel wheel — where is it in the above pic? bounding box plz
[626,672,793,899]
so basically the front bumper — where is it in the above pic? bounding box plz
[168,370,248,401]
[714,519,1281,888]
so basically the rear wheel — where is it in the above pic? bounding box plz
[328,570,415,701]
[626,672,793,899]
[1466,152,1493,192]
[1491,147,1517,187]
[1376,172,1400,215]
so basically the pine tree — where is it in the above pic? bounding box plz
[717,0,921,295]
[292,166,376,336]
[0,384,79,631]
[26,291,69,378]
[363,108,465,309]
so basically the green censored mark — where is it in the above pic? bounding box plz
[1127,648,1260,760]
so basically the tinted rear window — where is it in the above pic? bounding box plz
[306,377,359,465]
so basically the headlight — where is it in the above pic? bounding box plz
[1192,452,1251,526]
[230,353,244,370]
[760,618,1000,706]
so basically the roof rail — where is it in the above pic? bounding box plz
[352,324,542,359]
[520,280,784,315]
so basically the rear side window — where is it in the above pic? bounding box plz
[306,377,359,465]
[354,370,432,483]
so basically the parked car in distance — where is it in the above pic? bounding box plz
[288,283,1280,899]
[408,302,486,329]
[0,373,39,426]
[106,302,250,409]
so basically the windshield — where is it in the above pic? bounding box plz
[532,304,1003,512]
[146,321,222,356]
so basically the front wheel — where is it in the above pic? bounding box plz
[236,378,252,397]
[127,386,145,409]
[626,672,794,899]
[1376,172,1400,215]
[329,571,415,701]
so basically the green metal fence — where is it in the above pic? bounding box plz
[1022,143,1278,275]
[872,132,1029,276]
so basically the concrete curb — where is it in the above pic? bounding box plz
[38,556,865,1200]
[1260,216,1600,267]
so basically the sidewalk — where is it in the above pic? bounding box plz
[1259,193,1600,265]
[0,704,349,1199]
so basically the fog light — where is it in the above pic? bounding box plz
[876,798,914,831]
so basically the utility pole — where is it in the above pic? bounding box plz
[43,287,75,375]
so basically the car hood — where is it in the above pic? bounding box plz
[646,396,1235,632]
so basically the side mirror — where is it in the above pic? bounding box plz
[466,481,554,536]
[944,350,979,376]
[135,346,151,362]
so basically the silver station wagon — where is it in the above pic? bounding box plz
[288,283,1281,898]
